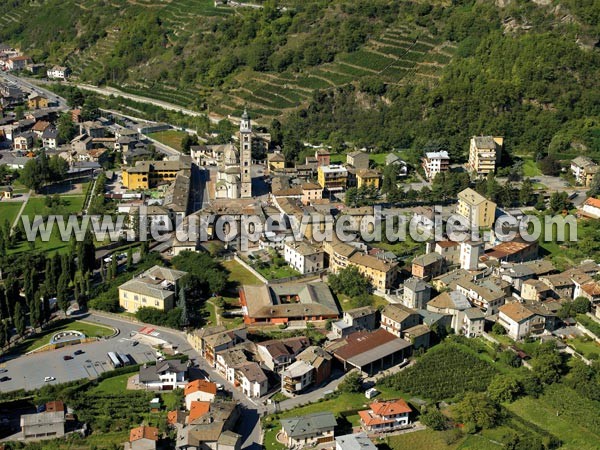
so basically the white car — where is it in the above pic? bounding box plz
[44,376,55,382]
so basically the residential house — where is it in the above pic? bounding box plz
[295,346,332,386]
[20,401,66,440]
[215,347,248,384]
[184,380,217,410]
[126,426,159,450]
[497,260,556,294]
[301,182,322,205]
[118,265,187,313]
[540,273,575,299]
[80,120,105,138]
[281,359,314,395]
[267,152,285,172]
[346,150,370,169]
[356,169,381,189]
[381,304,420,338]
[403,324,431,349]
[315,149,331,167]
[7,55,31,71]
[385,154,408,176]
[317,164,348,192]
[431,240,460,265]
[426,290,473,332]
[358,399,412,432]
[571,156,598,185]
[484,240,539,263]
[283,241,324,274]
[581,197,600,219]
[498,302,545,340]
[42,127,58,149]
[331,306,378,338]
[122,158,189,190]
[47,65,70,80]
[348,252,398,292]
[521,279,553,302]
[461,307,485,337]
[335,433,377,450]
[456,188,497,228]
[27,93,49,109]
[31,120,50,137]
[203,327,248,367]
[175,401,240,450]
[256,336,310,372]
[454,276,510,315]
[280,412,336,447]
[187,326,226,356]
[13,132,35,150]
[402,278,431,309]
[139,359,188,390]
[235,362,268,398]
[467,136,503,177]
[411,252,444,281]
[421,151,449,180]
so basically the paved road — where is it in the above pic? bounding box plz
[0,72,68,109]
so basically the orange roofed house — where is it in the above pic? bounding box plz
[359,399,412,432]
[184,379,217,409]
[127,426,159,450]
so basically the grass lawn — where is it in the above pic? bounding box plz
[91,373,132,394]
[0,201,24,226]
[223,260,262,286]
[8,319,114,355]
[384,429,463,450]
[522,159,541,177]
[200,300,218,326]
[567,337,600,359]
[147,130,188,151]
[338,293,388,311]
[254,264,300,280]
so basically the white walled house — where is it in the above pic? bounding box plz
[138,360,188,390]
[47,65,70,80]
[283,241,324,274]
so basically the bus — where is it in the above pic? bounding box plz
[118,353,132,366]
[107,352,122,368]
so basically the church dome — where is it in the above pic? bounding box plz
[223,145,239,165]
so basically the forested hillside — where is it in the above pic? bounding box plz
[0,0,598,160]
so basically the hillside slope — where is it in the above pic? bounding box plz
[0,0,598,159]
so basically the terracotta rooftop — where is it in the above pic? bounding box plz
[130,426,159,442]
[188,401,211,423]
[184,379,217,396]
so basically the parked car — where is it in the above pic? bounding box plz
[132,341,139,347]
[63,355,73,361]
[44,376,55,382]
[74,350,84,355]
[0,369,7,373]
[0,376,9,382]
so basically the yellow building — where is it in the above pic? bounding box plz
[27,94,49,110]
[267,152,285,172]
[324,240,398,292]
[456,187,497,228]
[122,159,188,190]
[468,136,503,177]
[317,165,348,192]
[356,169,381,189]
[118,265,187,313]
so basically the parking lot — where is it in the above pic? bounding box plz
[0,334,157,392]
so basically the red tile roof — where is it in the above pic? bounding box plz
[45,401,65,412]
[188,401,211,423]
[584,197,600,209]
[184,379,217,396]
[130,426,159,442]
[371,399,412,416]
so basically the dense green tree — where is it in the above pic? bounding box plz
[338,371,362,393]
[454,392,500,430]
[487,374,522,403]
[57,113,77,143]
[328,265,371,298]
[13,300,26,337]
[419,408,447,431]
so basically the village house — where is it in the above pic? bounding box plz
[281,359,314,395]
[498,302,546,340]
[484,240,539,263]
[331,306,378,338]
[346,150,370,169]
[411,252,444,281]
[358,399,412,432]
[47,65,70,80]
[431,240,461,265]
[118,265,187,313]
[571,156,598,185]
[318,164,348,193]
[139,359,189,390]
[255,336,310,372]
[20,401,66,440]
[336,433,377,450]
[175,401,240,450]
[27,93,49,109]
[521,279,554,302]
[385,154,408,176]
[8,55,31,70]
[31,120,50,137]
[267,152,286,172]
[215,347,248,384]
[580,197,600,219]
[280,412,337,447]
[539,273,575,299]
[184,380,217,409]
[126,426,159,450]
[426,290,472,332]
[283,241,324,274]
[42,127,59,149]
[467,136,503,177]
[356,169,381,189]
[381,304,421,338]
[202,327,248,367]
[402,278,432,309]
[13,132,35,150]
[453,276,510,315]
[301,182,323,205]
[235,362,268,398]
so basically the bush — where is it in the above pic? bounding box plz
[338,371,362,394]
[420,408,448,430]
[492,322,507,335]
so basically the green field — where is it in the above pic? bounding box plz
[91,372,132,394]
[522,159,542,177]
[0,201,24,227]
[567,337,600,359]
[8,319,114,355]
[223,260,262,286]
[147,130,188,151]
